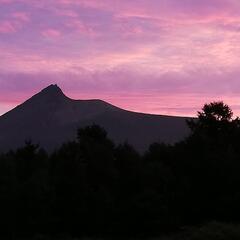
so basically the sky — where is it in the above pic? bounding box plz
[1,0,240,116]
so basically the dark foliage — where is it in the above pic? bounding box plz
[1,103,240,239]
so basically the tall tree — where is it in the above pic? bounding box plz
[187,101,240,145]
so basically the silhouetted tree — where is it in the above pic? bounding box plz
[187,101,240,144]
[173,102,240,225]
[1,103,240,239]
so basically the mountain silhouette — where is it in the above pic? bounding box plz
[0,84,190,152]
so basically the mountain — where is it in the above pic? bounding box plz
[0,84,190,152]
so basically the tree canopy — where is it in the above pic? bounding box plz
[0,102,240,239]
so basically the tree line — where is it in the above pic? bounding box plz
[1,101,240,239]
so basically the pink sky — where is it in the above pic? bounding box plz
[1,0,240,116]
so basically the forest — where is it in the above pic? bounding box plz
[1,101,240,240]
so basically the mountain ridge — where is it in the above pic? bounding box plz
[0,84,190,152]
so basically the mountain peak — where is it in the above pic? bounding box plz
[25,84,68,105]
[41,84,63,94]
[38,84,66,98]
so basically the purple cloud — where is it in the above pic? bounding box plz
[1,0,240,116]
[0,20,16,33]
[41,28,62,39]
